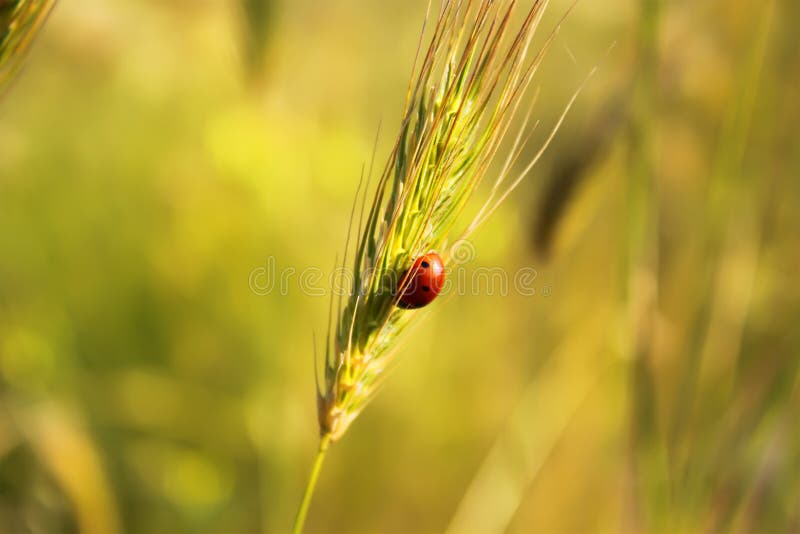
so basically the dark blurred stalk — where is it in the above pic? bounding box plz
[532,95,628,259]
[239,0,276,84]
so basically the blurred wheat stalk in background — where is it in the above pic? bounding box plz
[294,0,587,531]
[0,0,55,95]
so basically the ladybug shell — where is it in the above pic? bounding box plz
[397,252,445,309]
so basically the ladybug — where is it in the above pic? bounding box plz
[397,252,445,309]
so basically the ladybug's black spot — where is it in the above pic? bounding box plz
[422,286,430,292]
[421,261,430,268]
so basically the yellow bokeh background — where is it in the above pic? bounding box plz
[1,0,798,532]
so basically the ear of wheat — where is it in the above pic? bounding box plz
[0,0,56,95]
[295,1,587,531]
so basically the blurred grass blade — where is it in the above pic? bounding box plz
[446,333,601,534]
[0,0,56,96]
[20,403,121,534]
[671,3,777,527]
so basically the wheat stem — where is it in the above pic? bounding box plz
[292,434,331,534]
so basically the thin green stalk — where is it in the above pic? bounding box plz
[624,0,664,529]
[292,435,331,534]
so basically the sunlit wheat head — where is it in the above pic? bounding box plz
[316,0,581,444]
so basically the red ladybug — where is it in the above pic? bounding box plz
[397,252,445,309]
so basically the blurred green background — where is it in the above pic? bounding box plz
[1,0,798,532]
